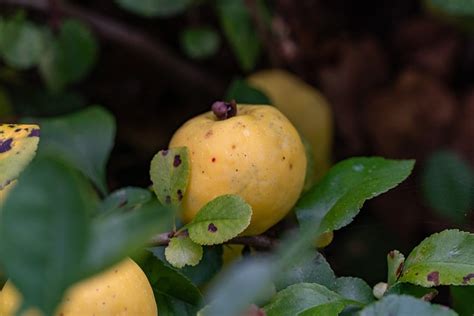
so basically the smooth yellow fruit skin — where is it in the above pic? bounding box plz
[0,258,157,316]
[248,69,333,182]
[170,104,307,236]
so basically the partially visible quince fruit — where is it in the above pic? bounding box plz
[0,258,157,316]
[170,104,307,236]
[247,69,333,182]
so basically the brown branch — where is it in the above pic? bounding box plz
[150,231,278,250]
[0,0,225,95]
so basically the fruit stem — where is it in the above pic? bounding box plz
[212,100,237,120]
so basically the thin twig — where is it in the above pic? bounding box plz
[0,0,225,95]
[150,231,278,250]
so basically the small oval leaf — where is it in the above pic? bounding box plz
[150,147,190,207]
[165,236,203,269]
[187,195,252,245]
[399,229,474,287]
[387,250,405,286]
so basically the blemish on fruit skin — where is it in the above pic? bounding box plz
[205,130,213,138]
[161,149,169,156]
[232,144,236,149]
[177,189,183,201]
[211,157,216,163]
[165,195,171,204]
[462,273,474,284]
[289,163,293,170]
[282,156,286,161]
[427,271,440,285]
[173,155,182,167]
[28,128,40,137]
[208,223,218,232]
[0,138,13,153]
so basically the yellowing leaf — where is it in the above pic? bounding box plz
[0,124,40,189]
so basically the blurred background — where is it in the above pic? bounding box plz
[0,0,473,287]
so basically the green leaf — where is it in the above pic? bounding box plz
[142,255,202,306]
[399,229,474,287]
[187,195,252,245]
[0,156,92,315]
[425,0,474,16]
[181,27,220,59]
[451,286,474,316]
[216,0,262,71]
[386,283,438,300]
[0,124,40,189]
[225,78,271,104]
[421,150,473,223]
[295,157,415,232]
[334,277,375,305]
[34,106,116,194]
[0,14,45,69]
[201,257,275,316]
[358,295,458,316]
[99,186,152,215]
[298,301,347,316]
[116,0,192,17]
[165,236,203,268]
[80,200,174,278]
[150,147,190,207]
[264,283,359,316]
[180,245,223,286]
[387,250,405,286]
[40,19,98,92]
[156,292,200,316]
[274,249,336,291]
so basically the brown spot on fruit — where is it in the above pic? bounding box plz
[462,273,474,284]
[177,189,183,201]
[165,195,171,204]
[427,271,440,285]
[208,223,218,232]
[173,155,182,167]
[14,128,21,132]
[205,130,213,138]
[211,157,216,162]
[232,144,236,149]
[0,138,13,153]
[289,163,293,170]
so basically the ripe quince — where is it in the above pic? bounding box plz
[247,69,333,182]
[0,258,157,316]
[170,103,307,236]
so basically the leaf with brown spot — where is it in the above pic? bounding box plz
[399,229,474,287]
[150,147,190,207]
[0,124,40,189]
[387,250,405,286]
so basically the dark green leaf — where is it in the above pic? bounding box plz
[80,200,174,278]
[181,27,220,59]
[358,295,457,316]
[225,78,271,104]
[451,286,474,316]
[142,255,202,306]
[298,301,347,316]
[295,157,415,232]
[425,0,474,16]
[275,249,336,291]
[180,245,223,286]
[40,19,98,92]
[150,147,190,207]
[187,195,252,245]
[202,257,275,316]
[334,277,375,305]
[99,186,152,215]
[0,14,45,69]
[34,106,116,194]
[116,0,192,17]
[421,150,473,223]
[387,250,405,286]
[399,229,474,287]
[165,236,203,268]
[156,292,200,316]
[386,283,438,300]
[216,0,262,71]
[0,157,92,315]
[264,283,359,316]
